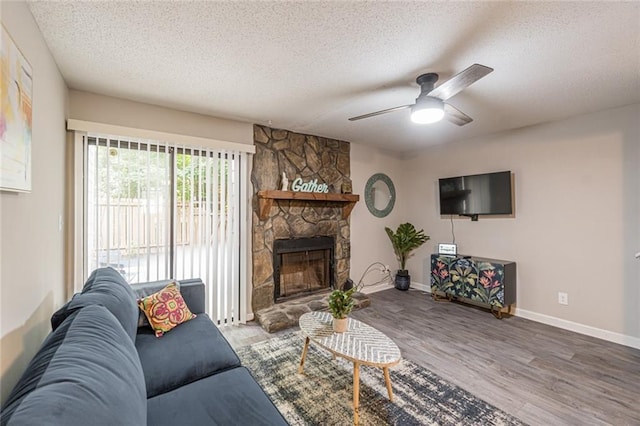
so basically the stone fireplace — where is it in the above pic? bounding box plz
[251,125,354,329]
[273,236,334,303]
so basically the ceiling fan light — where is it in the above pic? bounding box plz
[410,97,445,124]
[411,107,445,124]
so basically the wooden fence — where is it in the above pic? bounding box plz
[96,199,214,253]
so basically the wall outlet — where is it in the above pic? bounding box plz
[558,292,569,305]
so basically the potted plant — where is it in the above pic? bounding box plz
[385,222,430,291]
[328,284,356,333]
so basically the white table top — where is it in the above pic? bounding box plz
[298,311,401,367]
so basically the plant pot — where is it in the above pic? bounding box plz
[395,270,410,291]
[332,317,348,333]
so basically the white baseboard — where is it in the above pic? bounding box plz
[515,308,640,350]
[361,282,394,294]
[397,281,640,350]
[409,281,431,293]
[361,280,431,294]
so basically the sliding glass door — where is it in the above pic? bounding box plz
[85,135,243,324]
[87,138,171,282]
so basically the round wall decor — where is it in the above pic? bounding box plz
[364,173,395,218]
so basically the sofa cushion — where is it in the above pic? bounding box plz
[135,313,240,398]
[50,267,138,341]
[137,282,196,337]
[1,305,146,426]
[147,367,287,426]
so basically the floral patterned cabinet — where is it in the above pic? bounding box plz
[430,254,517,318]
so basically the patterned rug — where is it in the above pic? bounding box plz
[236,332,525,426]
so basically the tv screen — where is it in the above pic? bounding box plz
[439,171,512,216]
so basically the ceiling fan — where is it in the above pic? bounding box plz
[348,64,493,126]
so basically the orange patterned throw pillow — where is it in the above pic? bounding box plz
[137,282,196,337]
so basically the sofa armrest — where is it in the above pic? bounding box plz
[130,279,206,315]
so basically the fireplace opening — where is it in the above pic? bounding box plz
[273,236,335,303]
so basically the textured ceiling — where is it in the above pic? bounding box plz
[29,1,640,152]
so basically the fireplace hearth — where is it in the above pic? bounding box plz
[273,236,334,303]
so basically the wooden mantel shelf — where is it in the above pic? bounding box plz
[257,190,360,220]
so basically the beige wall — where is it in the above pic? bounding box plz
[349,144,406,289]
[0,6,637,408]
[69,90,253,145]
[1,2,69,404]
[400,104,640,340]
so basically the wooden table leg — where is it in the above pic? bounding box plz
[353,362,360,425]
[383,367,393,401]
[298,337,310,374]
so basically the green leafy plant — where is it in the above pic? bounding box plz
[328,286,356,319]
[385,222,430,271]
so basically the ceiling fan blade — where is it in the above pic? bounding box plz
[444,103,473,126]
[348,104,412,121]
[428,64,493,101]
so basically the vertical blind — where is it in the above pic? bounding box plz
[85,134,246,325]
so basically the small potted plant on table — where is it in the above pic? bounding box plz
[385,222,430,291]
[328,285,356,333]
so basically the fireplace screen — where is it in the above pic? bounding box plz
[273,236,334,303]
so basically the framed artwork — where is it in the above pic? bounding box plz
[1,25,33,192]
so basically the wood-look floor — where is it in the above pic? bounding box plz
[221,288,640,425]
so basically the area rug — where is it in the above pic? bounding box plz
[236,332,525,426]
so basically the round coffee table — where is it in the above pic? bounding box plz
[298,311,401,425]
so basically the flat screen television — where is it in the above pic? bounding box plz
[439,171,513,219]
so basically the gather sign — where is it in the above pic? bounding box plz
[291,178,329,193]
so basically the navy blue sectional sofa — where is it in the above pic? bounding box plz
[1,267,287,426]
